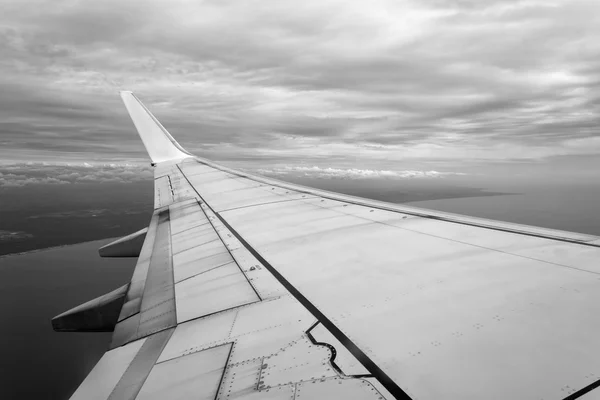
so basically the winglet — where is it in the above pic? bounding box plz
[120,91,193,164]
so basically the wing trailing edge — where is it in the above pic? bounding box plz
[120,91,193,164]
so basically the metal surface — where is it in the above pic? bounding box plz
[218,359,295,400]
[111,212,161,342]
[578,388,600,400]
[309,323,370,377]
[185,171,259,197]
[178,162,217,177]
[169,198,209,235]
[171,223,216,247]
[366,377,397,400]
[159,298,312,363]
[157,309,238,363]
[99,227,148,257]
[110,313,141,349]
[260,335,336,388]
[211,210,408,399]
[226,297,314,365]
[111,207,177,348]
[295,377,389,400]
[222,200,369,247]
[383,216,600,274]
[174,261,260,322]
[156,296,313,364]
[171,230,220,254]
[52,284,128,332]
[108,329,174,400]
[204,185,316,213]
[154,175,174,208]
[124,214,159,301]
[136,209,177,338]
[216,186,600,399]
[227,248,289,299]
[135,343,232,400]
[70,338,146,400]
[229,296,310,337]
[117,297,141,323]
[167,169,197,202]
[173,238,228,262]
[174,253,234,283]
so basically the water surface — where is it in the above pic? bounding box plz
[0,239,135,400]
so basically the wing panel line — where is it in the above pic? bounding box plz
[563,378,600,400]
[177,163,263,302]
[218,195,319,213]
[215,207,411,400]
[107,329,174,400]
[301,196,600,277]
[193,199,262,301]
[177,164,411,400]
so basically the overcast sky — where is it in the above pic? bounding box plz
[1,0,599,182]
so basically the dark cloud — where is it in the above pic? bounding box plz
[0,0,598,174]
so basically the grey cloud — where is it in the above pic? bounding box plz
[0,0,598,170]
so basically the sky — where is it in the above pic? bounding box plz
[1,0,599,184]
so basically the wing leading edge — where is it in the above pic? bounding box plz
[61,92,600,400]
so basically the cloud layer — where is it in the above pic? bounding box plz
[257,166,466,179]
[0,0,599,176]
[0,163,153,188]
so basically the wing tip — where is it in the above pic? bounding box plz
[119,90,134,100]
[120,92,192,164]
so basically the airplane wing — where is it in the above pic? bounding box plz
[55,91,600,400]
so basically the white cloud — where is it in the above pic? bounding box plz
[0,162,153,188]
[256,165,466,179]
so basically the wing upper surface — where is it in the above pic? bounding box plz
[68,93,600,400]
[175,158,600,400]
